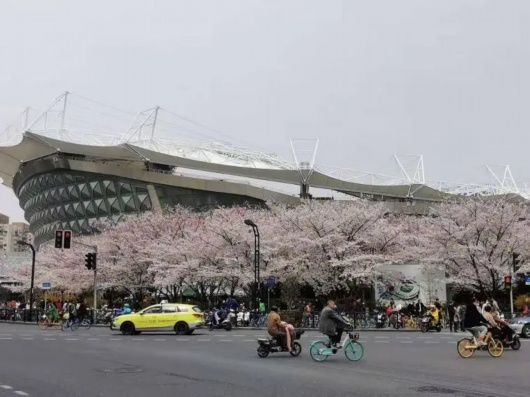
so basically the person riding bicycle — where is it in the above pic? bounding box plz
[319,300,350,350]
[77,302,88,322]
[463,297,490,346]
[267,306,295,352]
[47,303,60,323]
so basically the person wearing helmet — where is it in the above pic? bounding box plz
[429,305,440,325]
[122,303,132,315]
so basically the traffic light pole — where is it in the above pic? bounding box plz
[93,248,97,325]
[510,265,514,318]
[77,241,98,324]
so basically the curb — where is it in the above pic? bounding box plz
[0,321,423,332]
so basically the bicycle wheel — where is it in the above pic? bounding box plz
[70,321,80,331]
[37,318,49,330]
[487,339,504,358]
[81,319,91,330]
[457,338,475,358]
[344,341,364,362]
[309,341,329,362]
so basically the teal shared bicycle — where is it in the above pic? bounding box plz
[309,328,364,362]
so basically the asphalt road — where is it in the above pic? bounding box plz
[0,323,528,397]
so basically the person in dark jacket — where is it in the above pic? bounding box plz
[463,297,488,345]
[447,302,456,332]
[319,300,350,347]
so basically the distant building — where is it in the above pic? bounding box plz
[0,214,31,254]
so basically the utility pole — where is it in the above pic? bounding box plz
[16,241,36,322]
[79,241,99,323]
[244,219,260,309]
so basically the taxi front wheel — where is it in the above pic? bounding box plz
[174,322,189,335]
[121,322,136,335]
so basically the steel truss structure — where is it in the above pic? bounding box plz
[1,92,528,202]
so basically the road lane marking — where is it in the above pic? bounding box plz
[396,336,410,339]
[374,336,390,339]
[87,338,100,341]
[232,334,245,337]
[0,337,13,340]
[243,339,255,342]
[219,339,233,342]
[0,385,13,390]
[109,338,122,341]
[447,341,457,344]
[21,338,34,340]
[43,338,56,341]
[424,341,440,344]
[65,338,79,341]
[154,339,167,341]
[132,338,145,341]
[400,341,413,344]
[175,339,190,342]
[197,339,211,342]
[374,340,390,343]
[14,391,29,396]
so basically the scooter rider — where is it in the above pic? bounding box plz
[319,300,350,349]
[213,307,227,326]
[267,306,294,352]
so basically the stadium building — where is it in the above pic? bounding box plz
[0,131,455,246]
[0,93,526,246]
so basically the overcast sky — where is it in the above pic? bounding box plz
[1,0,529,222]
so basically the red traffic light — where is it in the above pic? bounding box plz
[63,230,72,249]
[504,275,512,288]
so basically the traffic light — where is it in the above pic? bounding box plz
[513,253,521,272]
[504,275,512,289]
[63,230,72,249]
[85,253,97,271]
[55,230,63,249]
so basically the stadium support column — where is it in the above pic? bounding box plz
[146,184,162,211]
[300,183,310,199]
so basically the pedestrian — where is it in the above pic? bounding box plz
[447,302,456,332]
[523,302,530,316]
[303,302,313,327]
[258,299,266,315]
[453,305,461,332]
[458,304,466,332]
[434,298,442,311]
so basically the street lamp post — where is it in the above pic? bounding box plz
[244,219,260,309]
[17,240,36,322]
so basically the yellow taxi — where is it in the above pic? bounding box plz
[112,303,204,335]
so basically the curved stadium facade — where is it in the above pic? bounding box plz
[0,131,498,246]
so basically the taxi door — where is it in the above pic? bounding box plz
[159,305,179,329]
[137,305,163,329]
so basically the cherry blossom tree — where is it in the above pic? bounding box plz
[424,198,529,296]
